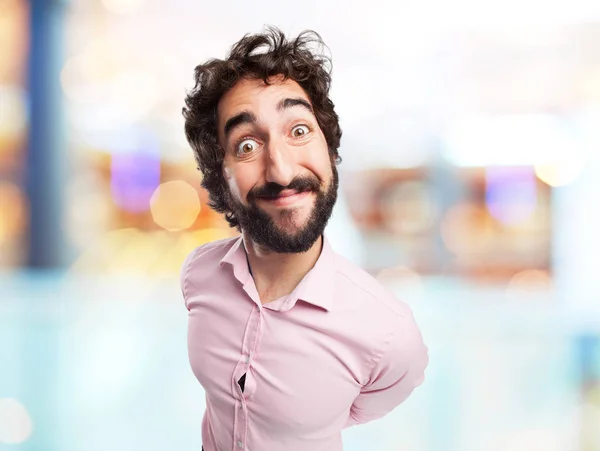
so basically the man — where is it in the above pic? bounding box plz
[181,27,429,451]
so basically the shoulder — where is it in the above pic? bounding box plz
[182,236,238,271]
[333,254,413,320]
[332,255,427,382]
[180,236,238,300]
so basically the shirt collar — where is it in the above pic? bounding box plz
[296,234,335,311]
[219,234,336,312]
[219,235,253,288]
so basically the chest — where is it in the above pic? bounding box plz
[186,299,364,431]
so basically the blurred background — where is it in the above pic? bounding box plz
[1,0,600,449]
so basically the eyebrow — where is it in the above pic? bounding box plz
[223,111,257,140]
[222,98,314,140]
[276,97,314,114]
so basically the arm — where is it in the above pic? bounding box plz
[344,308,429,428]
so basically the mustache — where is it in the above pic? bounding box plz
[249,176,321,200]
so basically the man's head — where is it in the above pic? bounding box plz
[183,27,342,253]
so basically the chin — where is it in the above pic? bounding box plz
[274,214,312,231]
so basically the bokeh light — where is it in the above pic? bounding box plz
[69,227,231,275]
[0,0,28,83]
[150,181,201,232]
[381,181,437,234]
[189,228,234,245]
[110,148,161,213]
[506,269,553,294]
[0,398,33,444]
[442,114,577,167]
[0,86,27,142]
[61,37,161,130]
[441,203,494,255]
[485,167,537,226]
[0,181,27,244]
[535,160,585,187]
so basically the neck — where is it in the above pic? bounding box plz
[242,234,323,304]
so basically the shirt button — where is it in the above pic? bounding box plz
[244,356,249,363]
[237,440,243,448]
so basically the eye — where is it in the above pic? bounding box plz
[291,124,310,138]
[236,138,258,155]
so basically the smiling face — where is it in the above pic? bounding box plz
[217,76,338,253]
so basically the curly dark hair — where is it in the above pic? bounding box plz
[182,26,343,229]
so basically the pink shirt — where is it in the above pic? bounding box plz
[181,235,429,451]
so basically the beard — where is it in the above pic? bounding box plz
[226,164,339,254]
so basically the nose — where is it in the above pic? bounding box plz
[264,138,296,187]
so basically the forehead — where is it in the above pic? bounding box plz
[217,76,311,122]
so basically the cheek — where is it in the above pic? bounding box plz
[311,135,334,181]
[223,164,255,202]
[307,150,333,184]
[222,165,240,199]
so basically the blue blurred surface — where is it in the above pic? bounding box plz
[0,271,587,451]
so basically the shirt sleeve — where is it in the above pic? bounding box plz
[344,308,429,428]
